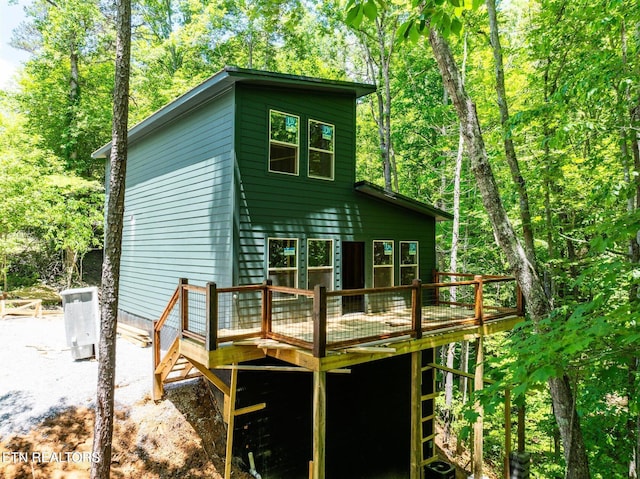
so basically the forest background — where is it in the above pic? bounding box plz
[0,0,638,478]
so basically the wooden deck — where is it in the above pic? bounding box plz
[153,273,523,371]
[220,304,478,346]
[151,273,524,479]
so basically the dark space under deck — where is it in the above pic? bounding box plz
[218,354,412,479]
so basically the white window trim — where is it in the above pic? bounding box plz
[308,119,335,181]
[267,237,298,299]
[269,110,300,176]
[373,240,394,287]
[400,241,419,285]
[307,238,334,290]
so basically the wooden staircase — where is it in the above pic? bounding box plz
[152,284,266,479]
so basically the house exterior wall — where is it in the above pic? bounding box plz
[117,89,235,323]
[233,84,436,290]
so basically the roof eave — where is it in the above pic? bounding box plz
[354,181,453,221]
[92,67,376,158]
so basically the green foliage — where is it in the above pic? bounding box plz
[0,97,103,290]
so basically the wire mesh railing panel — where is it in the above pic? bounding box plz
[325,288,414,347]
[422,283,477,329]
[439,282,476,307]
[482,279,519,317]
[217,289,263,339]
[159,304,180,354]
[185,288,206,337]
[270,292,314,344]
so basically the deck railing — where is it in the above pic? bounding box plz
[153,273,523,360]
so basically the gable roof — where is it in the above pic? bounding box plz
[355,181,453,221]
[92,66,376,158]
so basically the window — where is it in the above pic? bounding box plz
[400,241,419,285]
[269,110,299,175]
[373,240,394,287]
[308,239,334,290]
[268,239,298,298]
[308,120,334,180]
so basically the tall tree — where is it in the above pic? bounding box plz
[349,1,401,192]
[91,0,131,476]
[427,24,591,479]
[485,0,535,264]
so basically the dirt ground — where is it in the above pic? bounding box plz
[0,313,252,479]
[0,379,253,479]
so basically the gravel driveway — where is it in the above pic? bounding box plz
[0,314,151,440]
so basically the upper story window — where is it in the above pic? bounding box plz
[400,241,419,285]
[373,240,394,287]
[308,120,335,180]
[269,110,299,175]
[308,239,334,290]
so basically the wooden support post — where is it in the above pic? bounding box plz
[473,336,484,478]
[412,279,422,340]
[313,285,327,358]
[206,282,218,352]
[474,275,484,325]
[433,269,440,306]
[262,279,273,338]
[410,351,422,479]
[224,364,239,479]
[152,320,162,401]
[312,370,327,479]
[179,278,188,333]
[516,283,524,316]
[505,392,512,477]
[517,398,525,452]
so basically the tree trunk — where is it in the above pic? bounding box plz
[90,0,130,477]
[486,0,536,264]
[428,26,591,479]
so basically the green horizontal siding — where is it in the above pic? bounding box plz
[234,85,436,289]
[118,91,235,322]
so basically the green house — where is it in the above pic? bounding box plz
[93,66,451,329]
[94,67,523,479]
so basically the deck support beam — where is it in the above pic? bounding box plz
[410,351,422,479]
[224,364,238,479]
[473,335,484,478]
[312,370,327,479]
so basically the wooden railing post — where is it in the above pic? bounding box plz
[474,275,484,325]
[179,278,188,334]
[262,279,273,339]
[433,269,440,306]
[313,285,327,358]
[516,282,524,316]
[206,282,218,351]
[411,279,422,340]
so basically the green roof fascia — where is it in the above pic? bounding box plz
[92,66,376,158]
[354,181,454,222]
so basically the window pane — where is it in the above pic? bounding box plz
[374,241,393,266]
[270,143,297,174]
[400,265,418,285]
[270,111,298,144]
[308,240,332,268]
[269,270,296,288]
[309,150,333,179]
[269,239,297,268]
[308,270,333,290]
[374,266,393,287]
[309,121,334,152]
[401,242,418,265]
